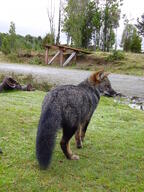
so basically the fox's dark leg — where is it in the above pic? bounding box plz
[81,121,90,142]
[75,126,83,149]
[0,148,2,154]
[60,128,79,160]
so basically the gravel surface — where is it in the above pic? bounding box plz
[0,63,144,98]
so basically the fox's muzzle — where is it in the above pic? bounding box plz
[104,89,117,97]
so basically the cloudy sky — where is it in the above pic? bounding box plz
[0,0,144,44]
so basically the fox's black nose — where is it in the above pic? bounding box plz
[104,89,117,97]
[110,89,117,96]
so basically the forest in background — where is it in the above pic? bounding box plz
[0,0,144,56]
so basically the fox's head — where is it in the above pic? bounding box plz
[89,70,117,97]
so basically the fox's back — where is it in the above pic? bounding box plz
[42,85,99,126]
[43,84,99,108]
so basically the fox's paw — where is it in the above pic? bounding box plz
[70,154,80,160]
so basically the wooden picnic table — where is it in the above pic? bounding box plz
[45,44,91,66]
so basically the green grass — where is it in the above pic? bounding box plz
[70,52,144,76]
[0,91,144,192]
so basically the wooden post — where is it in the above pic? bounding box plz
[59,48,64,66]
[74,51,77,65]
[45,47,49,65]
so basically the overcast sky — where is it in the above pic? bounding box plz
[0,0,144,45]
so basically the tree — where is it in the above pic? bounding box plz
[136,13,144,37]
[56,0,62,44]
[63,0,122,50]
[42,33,55,47]
[92,3,101,50]
[9,21,16,51]
[25,34,33,44]
[131,29,142,53]
[47,0,55,43]
[102,0,122,51]
[81,1,96,48]
[63,0,94,48]
[121,23,141,53]
[0,34,2,49]
[1,37,11,54]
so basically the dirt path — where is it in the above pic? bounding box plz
[0,63,144,98]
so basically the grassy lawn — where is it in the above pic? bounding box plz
[0,91,144,192]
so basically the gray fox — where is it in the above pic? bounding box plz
[36,70,116,169]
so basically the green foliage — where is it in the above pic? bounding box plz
[0,22,43,55]
[63,0,90,48]
[0,34,2,48]
[0,92,144,191]
[107,50,125,61]
[63,0,122,51]
[1,36,11,54]
[6,53,23,63]
[63,0,97,48]
[81,1,96,48]
[102,0,122,51]
[131,30,142,53]
[42,33,55,46]
[29,56,43,65]
[9,21,16,51]
[92,6,101,49]
[121,23,142,53]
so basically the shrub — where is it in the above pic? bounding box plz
[1,37,11,55]
[107,51,125,61]
[29,56,43,65]
[7,53,23,63]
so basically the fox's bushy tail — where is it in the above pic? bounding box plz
[36,108,59,169]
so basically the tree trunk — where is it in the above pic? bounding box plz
[56,0,62,44]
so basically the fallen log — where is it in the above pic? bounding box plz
[0,76,35,92]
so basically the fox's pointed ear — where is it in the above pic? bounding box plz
[89,70,105,83]
[104,72,110,77]
[98,70,105,80]
[94,70,105,81]
[96,70,111,80]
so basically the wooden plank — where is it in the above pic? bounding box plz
[63,52,76,67]
[57,45,92,54]
[48,51,60,65]
[45,44,92,54]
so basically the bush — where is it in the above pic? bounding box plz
[1,37,11,55]
[107,51,125,61]
[29,56,43,65]
[7,53,23,63]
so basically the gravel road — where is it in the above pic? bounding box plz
[0,63,144,98]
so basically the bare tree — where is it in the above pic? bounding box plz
[56,0,62,44]
[47,0,55,40]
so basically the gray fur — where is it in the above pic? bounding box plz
[36,72,116,169]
